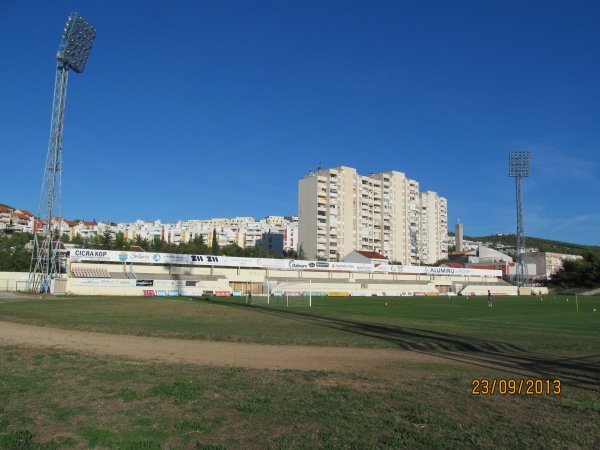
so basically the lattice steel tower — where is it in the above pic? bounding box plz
[509,151,530,294]
[28,13,96,293]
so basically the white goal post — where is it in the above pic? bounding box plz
[247,294,312,307]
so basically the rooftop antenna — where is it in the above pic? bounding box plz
[509,151,530,294]
[28,13,96,293]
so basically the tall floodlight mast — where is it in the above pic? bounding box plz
[509,151,530,294]
[28,13,96,293]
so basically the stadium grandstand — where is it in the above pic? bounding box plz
[59,248,532,297]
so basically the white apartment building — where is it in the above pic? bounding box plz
[419,191,448,264]
[111,216,299,255]
[298,166,448,264]
[521,251,583,280]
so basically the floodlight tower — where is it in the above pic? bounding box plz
[509,151,530,294]
[28,13,96,293]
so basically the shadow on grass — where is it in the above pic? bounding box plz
[210,298,600,392]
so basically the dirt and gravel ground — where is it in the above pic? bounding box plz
[0,291,456,373]
[0,319,451,373]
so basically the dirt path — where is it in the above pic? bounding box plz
[0,320,449,373]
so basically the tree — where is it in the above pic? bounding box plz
[114,231,127,250]
[133,235,149,250]
[211,229,220,255]
[188,234,208,255]
[0,232,33,272]
[71,234,85,246]
[433,258,450,267]
[100,229,113,248]
[297,244,306,260]
[244,244,266,258]
[548,251,600,289]
[149,236,164,252]
[221,243,245,257]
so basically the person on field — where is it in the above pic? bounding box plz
[487,290,493,307]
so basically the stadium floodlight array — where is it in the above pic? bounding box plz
[509,151,531,178]
[57,13,96,73]
[509,151,531,293]
[29,13,96,293]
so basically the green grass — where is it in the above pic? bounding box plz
[1,294,598,352]
[0,294,599,448]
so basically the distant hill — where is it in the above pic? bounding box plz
[458,233,600,256]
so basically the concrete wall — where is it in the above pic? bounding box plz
[0,272,30,292]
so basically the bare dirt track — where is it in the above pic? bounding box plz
[0,320,449,373]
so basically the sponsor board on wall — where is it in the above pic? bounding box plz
[69,249,501,278]
[74,278,136,286]
[328,262,372,272]
[180,289,203,297]
[373,264,501,277]
[69,250,112,262]
[152,280,205,287]
[69,250,374,273]
[381,291,414,296]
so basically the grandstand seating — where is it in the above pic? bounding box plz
[71,267,111,278]
[67,262,524,297]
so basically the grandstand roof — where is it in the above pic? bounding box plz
[469,265,499,271]
[353,250,387,260]
[442,262,465,268]
[343,250,388,264]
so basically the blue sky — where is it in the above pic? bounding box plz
[1,0,599,245]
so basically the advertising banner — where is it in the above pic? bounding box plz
[69,249,501,278]
[180,289,203,297]
[74,278,136,287]
[373,264,502,277]
[152,280,205,287]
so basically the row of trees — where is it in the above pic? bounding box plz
[0,230,288,272]
[465,233,600,257]
[0,232,32,272]
[61,229,285,259]
[547,251,600,289]
[2,231,599,291]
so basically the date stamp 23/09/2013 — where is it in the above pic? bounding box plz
[471,379,561,396]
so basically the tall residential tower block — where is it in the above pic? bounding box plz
[298,166,447,264]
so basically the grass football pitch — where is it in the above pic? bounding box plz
[0,294,598,449]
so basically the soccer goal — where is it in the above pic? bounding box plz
[247,294,312,307]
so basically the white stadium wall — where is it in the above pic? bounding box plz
[0,249,539,297]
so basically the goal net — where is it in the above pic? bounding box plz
[247,294,312,307]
